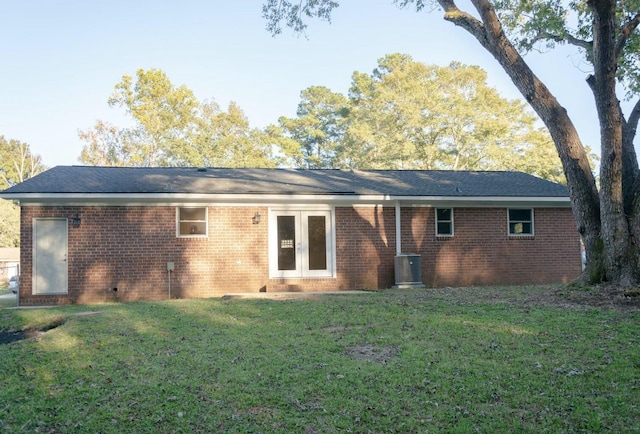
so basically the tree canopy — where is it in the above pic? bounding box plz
[262,0,640,287]
[0,137,46,247]
[79,69,278,168]
[0,137,46,189]
[275,54,570,182]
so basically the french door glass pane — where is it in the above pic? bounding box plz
[277,215,296,270]
[307,215,327,270]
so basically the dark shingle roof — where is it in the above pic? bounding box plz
[0,166,569,198]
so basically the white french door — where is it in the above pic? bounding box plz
[269,210,334,278]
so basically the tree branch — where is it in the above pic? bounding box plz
[622,97,640,211]
[628,97,640,135]
[566,33,594,53]
[437,0,488,47]
[616,12,640,58]
[532,31,593,53]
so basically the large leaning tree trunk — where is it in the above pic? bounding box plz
[435,0,640,286]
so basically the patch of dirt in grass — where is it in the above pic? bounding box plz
[0,317,67,345]
[0,330,37,345]
[390,284,640,314]
[345,344,399,363]
[321,325,347,333]
[551,284,640,312]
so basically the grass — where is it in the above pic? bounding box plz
[0,288,16,309]
[1,286,639,432]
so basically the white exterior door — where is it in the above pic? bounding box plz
[33,218,68,294]
[270,210,334,278]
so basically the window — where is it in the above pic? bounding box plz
[508,209,533,235]
[177,207,208,237]
[436,208,454,236]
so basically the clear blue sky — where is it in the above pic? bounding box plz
[0,0,610,168]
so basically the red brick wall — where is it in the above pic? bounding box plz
[335,206,396,289]
[20,206,270,305]
[18,204,581,305]
[400,207,581,286]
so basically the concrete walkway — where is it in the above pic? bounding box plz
[0,290,371,307]
[221,290,371,300]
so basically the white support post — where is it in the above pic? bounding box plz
[395,201,402,255]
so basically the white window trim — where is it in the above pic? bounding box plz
[507,208,534,236]
[176,207,208,238]
[435,208,454,237]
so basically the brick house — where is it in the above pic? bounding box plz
[0,166,581,306]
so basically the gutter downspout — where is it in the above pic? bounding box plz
[395,201,402,255]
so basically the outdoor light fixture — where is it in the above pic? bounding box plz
[252,211,261,224]
[71,213,81,228]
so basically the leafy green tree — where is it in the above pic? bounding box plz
[348,55,565,176]
[189,101,279,168]
[106,68,200,167]
[277,86,350,168]
[0,200,19,247]
[0,137,46,247]
[78,121,145,167]
[278,55,569,182]
[262,0,640,287]
[0,137,46,188]
[79,69,277,168]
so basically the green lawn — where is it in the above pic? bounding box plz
[1,286,638,432]
[0,289,16,308]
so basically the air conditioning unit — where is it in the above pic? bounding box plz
[393,254,425,289]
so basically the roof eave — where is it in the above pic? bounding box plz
[2,192,572,208]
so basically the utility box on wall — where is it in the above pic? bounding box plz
[393,254,426,289]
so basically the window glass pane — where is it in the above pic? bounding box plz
[277,216,296,270]
[307,216,327,270]
[180,222,206,235]
[437,222,452,235]
[508,209,531,222]
[181,208,206,221]
[436,208,451,221]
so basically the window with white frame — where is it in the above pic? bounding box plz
[508,209,533,235]
[177,207,208,237]
[436,208,454,236]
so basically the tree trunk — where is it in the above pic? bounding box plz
[589,0,638,286]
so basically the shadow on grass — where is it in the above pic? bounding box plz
[1,289,639,433]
